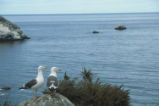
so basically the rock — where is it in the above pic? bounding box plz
[115,24,127,30]
[0,86,11,90]
[92,30,100,34]
[0,16,30,41]
[19,93,75,106]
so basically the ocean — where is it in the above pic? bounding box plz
[0,13,159,106]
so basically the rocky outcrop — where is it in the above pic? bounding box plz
[0,16,30,41]
[19,93,75,106]
[0,86,11,90]
[115,24,127,30]
[92,30,100,34]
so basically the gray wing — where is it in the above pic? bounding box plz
[47,76,58,91]
[24,79,37,89]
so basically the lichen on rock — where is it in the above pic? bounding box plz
[18,93,75,106]
[0,16,30,41]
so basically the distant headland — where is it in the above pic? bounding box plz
[0,16,30,41]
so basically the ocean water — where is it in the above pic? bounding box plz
[0,13,159,105]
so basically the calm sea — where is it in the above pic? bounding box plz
[0,13,159,106]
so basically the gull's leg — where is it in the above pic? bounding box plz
[32,90,36,99]
[34,89,40,99]
[34,90,35,97]
[35,89,37,96]
[50,89,56,97]
[32,90,34,97]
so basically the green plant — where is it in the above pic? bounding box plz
[81,68,93,83]
[64,72,70,80]
[44,68,130,106]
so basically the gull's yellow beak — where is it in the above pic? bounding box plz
[43,67,48,69]
[57,68,62,72]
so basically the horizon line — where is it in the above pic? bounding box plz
[1,11,159,16]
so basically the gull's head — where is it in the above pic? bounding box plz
[38,66,48,70]
[51,67,62,73]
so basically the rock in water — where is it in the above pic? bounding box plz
[115,24,127,30]
[0,86,11,90]
[92,30,100,34]
[0,16,30,41]
[19,93,75,106]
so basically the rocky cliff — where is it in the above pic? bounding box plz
[0,16,30,41]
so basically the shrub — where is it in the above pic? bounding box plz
[44,68,130,106]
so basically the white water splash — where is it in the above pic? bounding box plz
[0,92,5,96]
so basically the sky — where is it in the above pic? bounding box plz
[0,0,159,14]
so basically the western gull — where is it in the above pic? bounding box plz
[19,66,48,96]
[47,67,61,95]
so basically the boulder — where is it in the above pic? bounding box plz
[115,24,127,30]
[0,16,30,41]
[19,93,75,106]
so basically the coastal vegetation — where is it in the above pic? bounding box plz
[44,68,130,106]
[1,68,130,106]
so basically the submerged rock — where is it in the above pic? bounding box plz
[115,24,127,30]
[19,93,75,106]
[0,16,30,41]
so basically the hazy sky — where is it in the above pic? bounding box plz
[0,0,159,14]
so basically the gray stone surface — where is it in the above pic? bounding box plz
[0,16,30,41]
[19,93,75,106]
